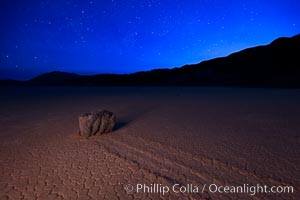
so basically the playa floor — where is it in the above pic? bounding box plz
[0,87,299,199]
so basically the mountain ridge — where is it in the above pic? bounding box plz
[2,34,300,88]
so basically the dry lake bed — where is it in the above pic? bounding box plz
[0,87,299,199]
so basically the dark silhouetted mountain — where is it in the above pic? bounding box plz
[30,71,81,85]
[2,34,300,87]
[0,80,24,86]
[179,34,300,87]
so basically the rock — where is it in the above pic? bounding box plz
[78,110,116,138]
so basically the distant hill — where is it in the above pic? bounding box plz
[177,34,300,87]
[0,80,24,86]
[2,34,300,87]
[30,71,81,85]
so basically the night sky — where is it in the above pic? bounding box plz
[0,0,299,80]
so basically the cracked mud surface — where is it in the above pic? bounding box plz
[0,87,299,199]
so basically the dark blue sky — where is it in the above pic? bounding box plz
[0,0,299,80]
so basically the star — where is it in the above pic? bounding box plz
[0,0,299,80]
